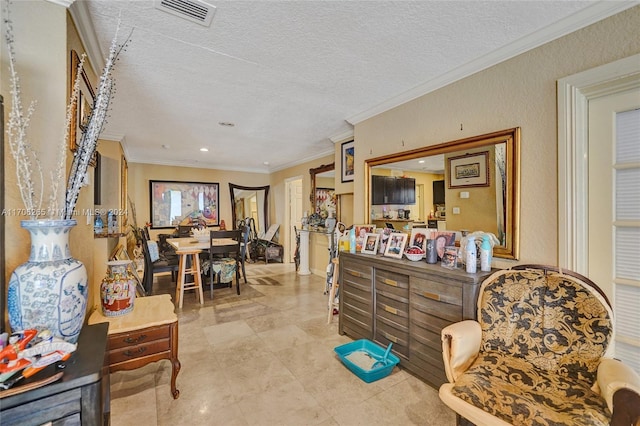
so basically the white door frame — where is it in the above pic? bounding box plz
[284,175,303,263]
[557,53,640,274]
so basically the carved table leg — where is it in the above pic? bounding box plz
[170,321,181,399]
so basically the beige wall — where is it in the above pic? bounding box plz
[2,2,99,312]
[352,6,640,269]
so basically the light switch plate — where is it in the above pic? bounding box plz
[453,207,461,214]
[460,191,469,199]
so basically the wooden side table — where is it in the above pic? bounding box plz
[88,294,181,399]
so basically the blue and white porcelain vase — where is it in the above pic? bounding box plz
[7,219,88,344]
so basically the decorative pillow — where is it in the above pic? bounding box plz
[147,240,160,263]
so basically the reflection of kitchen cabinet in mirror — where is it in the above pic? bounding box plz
[365,128,520,260]
[371,176,415,205]
[433,180,445,205]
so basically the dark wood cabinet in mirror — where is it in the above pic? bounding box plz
[365,128,520,260]
[229,184,269,235]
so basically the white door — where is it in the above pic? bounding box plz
[287,178,303,262]
[588,87,640,372]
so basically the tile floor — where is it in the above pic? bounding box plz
[109,262,455,425]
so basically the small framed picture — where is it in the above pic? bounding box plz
[441,246,459,269]
[361,233,379,255]
[377,227,393,254]
[409,228,431,253]
[354,224,376,251]
[384,233,408,259]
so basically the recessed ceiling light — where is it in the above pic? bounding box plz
[218,121,235,127]
[200,148,209,152]
[263,161,269,166]
[162,144,170,149]
[418,160,425,164]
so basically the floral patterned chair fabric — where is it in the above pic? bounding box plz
[439,265,640,426]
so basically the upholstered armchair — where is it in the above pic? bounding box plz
[439,264,640,426]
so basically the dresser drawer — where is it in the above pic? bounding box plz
[411,276,463,306]
[108,338,170,365]
[343,297,373,329]
[375,317,409,358]
[109,326,170,350]
[376,292,409,326]
[342,262,373,286]
[375,270,409,299]
[411,306,455,335]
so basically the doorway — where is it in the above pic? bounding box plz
[558,54,640,372]
[285,177,303,263]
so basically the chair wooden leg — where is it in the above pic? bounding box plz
[209,263,214,299]
[236,263,241,295]
[194,254,204,305]
[241,259,247,284]
[176,254,186,309]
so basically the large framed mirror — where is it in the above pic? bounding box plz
[309,163,339,220]
[365,128,520,259]
[229,183,270,235]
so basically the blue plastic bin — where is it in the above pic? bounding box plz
[334,339,400,383]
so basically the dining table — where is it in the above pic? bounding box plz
[167,237,237,251]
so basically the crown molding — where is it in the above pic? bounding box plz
[329,129,354,144]
[347,1,639,125]
[68,0,105,73]
[46,0,74,7]
[270,148,335,172]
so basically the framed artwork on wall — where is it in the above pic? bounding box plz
[447,151,489,188]
[150,180,219,229]
[341,140,354,182]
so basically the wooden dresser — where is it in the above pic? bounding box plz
[88,294,180,399]
[338,252,494,389]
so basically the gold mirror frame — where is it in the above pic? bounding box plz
[365,128,520,260]
[309,162,334,206]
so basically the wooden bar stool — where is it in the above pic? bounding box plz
[175,248,204,308]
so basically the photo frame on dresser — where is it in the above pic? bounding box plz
[384,233,407,259]
[361,233,380,255]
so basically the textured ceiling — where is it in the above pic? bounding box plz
[71,0,630,173]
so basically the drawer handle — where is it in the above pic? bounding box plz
[123,347,147,357]
[383,332,398,344]
[423,291,441,301]
[349,271,362,278]
[384,305,398,315]
[382,278,398,287]
[124,334,147,344]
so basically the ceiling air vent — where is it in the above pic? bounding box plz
[155,0,216,27]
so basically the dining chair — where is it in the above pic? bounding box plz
[239,225,250,284]
[141,233,179,295]
[207,229,242,298]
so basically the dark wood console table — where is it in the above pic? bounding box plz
[0,322,110,425]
